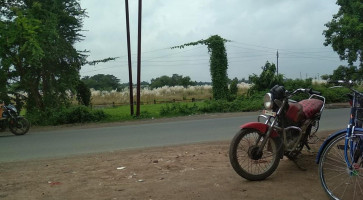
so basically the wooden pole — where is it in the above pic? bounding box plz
[124,0,134,115]
[136,0,142,116]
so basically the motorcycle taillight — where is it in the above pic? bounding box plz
[350,100,353,106]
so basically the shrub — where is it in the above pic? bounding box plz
[283,78,313,91]
[229,78,238,100]
[26,106,108,126]
[160,103,199,116]
[76,81,91,106]
[200,97,263,113]
[133,111,152,119]
[313,85,350,103]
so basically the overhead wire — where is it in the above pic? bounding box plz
[81,40,342,74]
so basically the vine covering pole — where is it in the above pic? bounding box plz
[124,0,134,116]
[171,35,230,100]
[136,0,142,116]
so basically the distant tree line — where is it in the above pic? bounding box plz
[82,74,124,91]
[149,74,196,89]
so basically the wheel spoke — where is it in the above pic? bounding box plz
[234,131,277,175]
[319,133,363,200]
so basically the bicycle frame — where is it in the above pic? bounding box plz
[316,87,363,172]
[345,90,363,171]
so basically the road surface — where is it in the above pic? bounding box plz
[0,108,349,162]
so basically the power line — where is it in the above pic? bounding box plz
[81,40,343,74]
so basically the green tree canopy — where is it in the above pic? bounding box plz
[81,74,123,91]
[150,74,196,89]
[323,0,363,67]
[249,62,283,92]
[0,0,87,111]
[322,65,362,81]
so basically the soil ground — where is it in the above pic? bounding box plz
[0,129,335,200]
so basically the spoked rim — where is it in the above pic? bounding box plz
[319,134,363,200]
[236,131,278,175]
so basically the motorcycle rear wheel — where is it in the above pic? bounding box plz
[229,128,282,181]
[9,117,30,135]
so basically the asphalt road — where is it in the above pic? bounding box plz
[0,108,349,162]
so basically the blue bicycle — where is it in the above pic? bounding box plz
[316,81,363,200]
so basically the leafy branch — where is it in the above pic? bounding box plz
[86,57,119,66]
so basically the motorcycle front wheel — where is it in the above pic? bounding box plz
[9,117,30,135]
[229,128,282,181]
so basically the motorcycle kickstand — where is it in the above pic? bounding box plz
[291,159,307,171]
[287,153,307,171]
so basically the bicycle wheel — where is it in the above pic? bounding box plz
[229,128,282,181]
[318,133,363,200]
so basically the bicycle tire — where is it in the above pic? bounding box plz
[318,132,363,200]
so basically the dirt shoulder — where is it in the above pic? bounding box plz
[0,130,335,200]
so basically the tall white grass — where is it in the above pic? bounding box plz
[90,84,250,105]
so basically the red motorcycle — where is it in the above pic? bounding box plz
[229,85,325,181]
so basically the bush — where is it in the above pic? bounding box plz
[160,103,199,116]
[229,78,238,101]
[200,96,263,113]
[283,78,313,91]
[312,85,350,103]
[133,111,152,119]
[26,106,108,126]
[76,81,91,106]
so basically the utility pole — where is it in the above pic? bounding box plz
[276,50,279,75]
[124,0,134,116]
[136,0,142,116]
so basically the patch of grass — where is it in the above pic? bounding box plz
[101,103,172,122]
[100,98,262,123]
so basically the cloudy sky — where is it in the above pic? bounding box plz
[76,0,347,83]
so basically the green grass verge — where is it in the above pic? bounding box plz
[100,100,261,123]
[101,102,206,122]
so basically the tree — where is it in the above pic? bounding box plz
[81,74,123,91]
[172,35,230,100]
[249,62,283,92]
[0,0,87,111]
[323,0,363,67]
[150,74,196,89]
[76,80,91,106]
[229,77,238,100]
[322,65,362,81]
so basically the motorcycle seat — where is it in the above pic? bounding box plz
[286,102,305,122]
[298,99,324,119]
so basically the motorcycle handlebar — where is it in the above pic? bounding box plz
[309,89,322,96]
[328,80,353,86]
[290,88,322,96]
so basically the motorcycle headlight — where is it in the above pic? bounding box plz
[263,93,273,109]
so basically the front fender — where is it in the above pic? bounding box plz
[316,129,346,164]
[240,122,279,138]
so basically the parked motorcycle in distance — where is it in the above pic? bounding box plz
[0,103,30,135]
[229,85,325,181]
